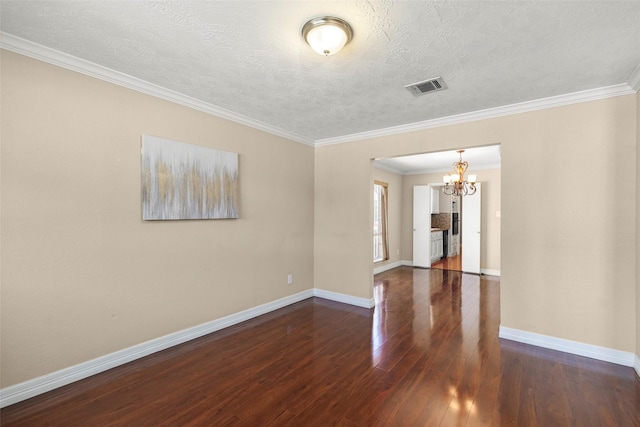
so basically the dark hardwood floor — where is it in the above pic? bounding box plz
[431,252,462,271]
[2,266,639,426]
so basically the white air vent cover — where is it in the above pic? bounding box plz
[405,77,447,96]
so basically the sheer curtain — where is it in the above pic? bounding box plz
[373,181,389,262]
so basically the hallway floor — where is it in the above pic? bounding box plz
[431,251,462,271]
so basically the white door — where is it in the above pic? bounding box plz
[413,185,432,268]
[462,183,481,274]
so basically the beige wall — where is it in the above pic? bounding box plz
[315,95,637,353]
[314,144,374,299]
[372,167,403,269]
[400,168,501,272]
[2,49,638,389]
[0,51,315,387]
[637,89,640,361]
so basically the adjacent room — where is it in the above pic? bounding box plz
[1,1,640,425]
[373,145,501,276]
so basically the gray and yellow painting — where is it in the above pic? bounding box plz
[142,136,238,220]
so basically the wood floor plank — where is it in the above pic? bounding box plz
[2,267,638,426]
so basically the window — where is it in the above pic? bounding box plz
[373,181,389,263]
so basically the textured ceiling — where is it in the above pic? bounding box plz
[2,1,640,144]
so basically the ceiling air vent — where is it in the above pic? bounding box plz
[405,77,447,97]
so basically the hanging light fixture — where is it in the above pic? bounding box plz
[302,16,353,56]
[443,150,477,197]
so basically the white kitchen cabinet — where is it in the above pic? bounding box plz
[430,230,443,262]
[449,234,459,256]
[430,187,440,214]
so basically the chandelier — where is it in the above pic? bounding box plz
[442,149,477,196]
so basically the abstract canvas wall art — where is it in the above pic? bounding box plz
[141,135,239,220]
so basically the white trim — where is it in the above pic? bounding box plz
[481,269,501,277]
[4,294,633,407]
[0,32,315,147]
[373,162,405,175]
[375,161,501,177]
[373,260,403,275]
[499,326,636,368]
[402,260,414,267]
[315,84,636,146]
[313,288,375,309]
[2,32,637,149]
[628,63,640,91]
[0,288,376,407]
[0,289,314,408]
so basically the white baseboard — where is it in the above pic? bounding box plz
[13,292,635,408]
[499,326,636,367]
[313,288,375,309]
[373,260,403,275]
[0,289,314,408]
[0,288,376,408]
[481,269,501,276]
[402,260,413,267]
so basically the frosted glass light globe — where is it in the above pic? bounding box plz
[302,17,353,56]
[306,25,348,56]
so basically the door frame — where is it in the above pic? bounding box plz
[461,182,482,274]
[412,185,432,268]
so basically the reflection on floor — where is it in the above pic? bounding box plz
[431,251,462,271]
[3,268,639,425]
[371,267,640,426]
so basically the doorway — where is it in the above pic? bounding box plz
[373,145,499,276]
[412,183,481,274]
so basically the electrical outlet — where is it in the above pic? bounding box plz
[287,274,293,285]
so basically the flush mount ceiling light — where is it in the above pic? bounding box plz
[302,16,353,56]
[442,150,477,197]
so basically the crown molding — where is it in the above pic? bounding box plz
[374,160,501,176]
[2,32,637,149]
[373,162,405,175]
[315,83,637,147]
[628,63,640,91]
[0,32,316,147]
